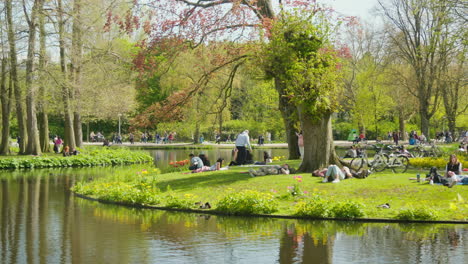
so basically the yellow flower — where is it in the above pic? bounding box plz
[449,203,457,210]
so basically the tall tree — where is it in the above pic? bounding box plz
[57,0,76,150]
[37,0,50,152]
[71,0,83,147]
[24,0,43,155]
[262,12,342,171]
[378,0,453,137]
[6,0,28,154]
[124,0,343,166]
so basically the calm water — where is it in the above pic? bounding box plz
[0,162,467,263]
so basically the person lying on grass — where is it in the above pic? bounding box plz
[249,164,290,177]
[313,165,368,183]
[192,158,227,173]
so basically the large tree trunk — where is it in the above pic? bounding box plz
[71,0,83,148]
[6,0,28,154]
[298,106,338,172]
[24,0,43,155]
[38,2,50,152]
[0,57,12,155]
[58,0,76,150]
[419,103,430,139]
[398,113,407,141]
[275,78,300,159]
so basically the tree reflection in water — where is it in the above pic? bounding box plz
[0,168,466,264]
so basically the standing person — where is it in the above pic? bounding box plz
[90,131,95,142]
[296,131,304,159]
[235,130,252,165]
[392,131,399,145]
[168,132,174,143]
[155,133,161,144]
[129,133,134,144]
[54,136,63,154]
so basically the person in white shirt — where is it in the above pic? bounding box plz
[235,130,252,165]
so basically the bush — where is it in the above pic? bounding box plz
[409,157,466,169]
[0,148,153,169]
[294,197,365,219]
[216,190,278,215]
[72,181,161,205]
[395,207,439,221]
[330,201,365,219]
[164,194,197,209]
[294,196,330,218]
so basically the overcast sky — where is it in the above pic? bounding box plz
[319,0,380,21]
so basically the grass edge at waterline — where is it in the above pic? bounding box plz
[71,160,468,223]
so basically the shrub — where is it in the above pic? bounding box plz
[409,156,466,169]
[294,197,365,219]
[294,196,330,218]
[164,194,198,209]
[330,201,365,219]
[71,176,162,206]
[395,207,439,221]
[0,148,153,169]
[216,190,278,215]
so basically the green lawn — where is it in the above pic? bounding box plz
[74,159,468,221]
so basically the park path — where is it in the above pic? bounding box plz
[83,140,386,148]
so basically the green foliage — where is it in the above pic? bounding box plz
[409,156,466,169]
[330,201,366,219]
[72,181,161,205]
[164,193,197,209]
[262,10,341,118]
[0,148,153,169]
[294,195,330,218]
[216,190,278,215]
[395,207,440,221]
[294,197,365,219]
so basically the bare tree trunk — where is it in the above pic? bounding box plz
[38,3,50,152]
[0,57,12,155]
[58,0,76,150]
[276,78,300,160]
[399,113,407,141]
[6,0,27,154]
[24,0,43,155]
[298,106,338,172]
[71,0,83,147]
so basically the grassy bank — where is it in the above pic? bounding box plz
[72,159,468,222]
[0,148,153,169]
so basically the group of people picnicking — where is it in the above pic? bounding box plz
[186,130,467,188]
[52,135,79,157]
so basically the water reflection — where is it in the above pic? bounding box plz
[0,168,467,264]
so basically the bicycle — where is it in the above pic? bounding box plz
[350,145,409,173]
[410,142,442,158]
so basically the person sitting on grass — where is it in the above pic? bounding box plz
[188,153,204,170]
[249,164,290,177]
[313,164,367,183]
[443,154,467,187]
[62,145,70,157]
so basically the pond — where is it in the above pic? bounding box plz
[0,165,466,263]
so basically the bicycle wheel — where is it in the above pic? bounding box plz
[371,154,388,172]
[391,156,409,173]
[350,157,365,172]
